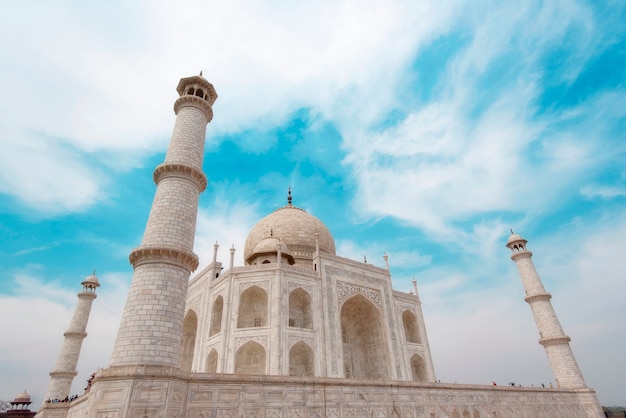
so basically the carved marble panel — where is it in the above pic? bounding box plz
[234,335,268,351]
[336,281,382,312]
[240,281,269,293]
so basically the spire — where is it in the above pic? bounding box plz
[287,186,293,206]
[44,274,99,402]
[110,74,217,367]
[506,232,587,388]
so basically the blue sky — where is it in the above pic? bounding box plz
[1,0,625,408]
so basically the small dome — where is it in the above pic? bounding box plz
[244,204,335,265]
[506,232,527,247]
[253,237,290,255]
[13,391,30,403]
[82,274,100,287]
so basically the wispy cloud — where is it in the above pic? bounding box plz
[0,271,128,405]
[14,242,60,256]
[0,0,625,407]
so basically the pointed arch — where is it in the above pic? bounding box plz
[410,354,428,382]
[209,296,223,336]
[180,310,198,372]
[289,341,314,377]
[402,310,421,343]
[289,288,313,329]
[340,294,389,380]
[205,348,218,373]
[237,286,268,328]
[234,341,266,374]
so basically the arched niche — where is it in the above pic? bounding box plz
[210,296,223,336]
[237,286,268,328]
[402,310,421,343]
[180,310,198,372]
[234,341,266,374]
[205,348,218,373]
[288,288,313,329]
[410,353,428,382]
[340,294,389,380]
[289,341,314,377]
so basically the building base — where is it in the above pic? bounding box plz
[37,365,604,418]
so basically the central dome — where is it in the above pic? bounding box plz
[244,201,336,266]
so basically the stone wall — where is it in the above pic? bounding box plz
[39,366,603,418]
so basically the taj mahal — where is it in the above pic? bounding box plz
[26,74,603,417]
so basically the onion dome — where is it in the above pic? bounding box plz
[244,190,335,266]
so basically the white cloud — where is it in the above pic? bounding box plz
[194,190,261,271]
[0,1,460,214]
[0,271,128,406]
[414,209,626,404]
[580,184,626,199]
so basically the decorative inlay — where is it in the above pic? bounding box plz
[129,246,199,272]
[336,281,382,311]
[287,282,314,295]
[239,281,269,293]
[234,335,268,351]
[398,304,416,315]
[287,335,316,350]
[153,163,208,192]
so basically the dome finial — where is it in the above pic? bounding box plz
[287,186,292,205]
[510,228,514,234]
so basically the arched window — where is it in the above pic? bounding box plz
[205,349,218,373]
[209,296,223,336]
[237,286,268,328]
[289,341,314,377]
[195,89,204,98]
[341,294,389,379]
[187,87,195,96]
[180,310,198,372]
[234,341,266,374]
[289,288,313,329]
[402,310,421,343]
[410,354,428,382]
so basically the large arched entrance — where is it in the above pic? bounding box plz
[340,294,389,379]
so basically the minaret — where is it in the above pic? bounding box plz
[110,74,217,367]
[506,232,586,388]
[44,274,99,401]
